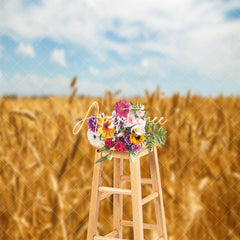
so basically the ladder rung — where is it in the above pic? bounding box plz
[142,192,159,205]
[99,192,112,201]
[104,230,118,237]
[94,236,126,240]
[121,220,158,230]
[98,186,132,195]
[120,176,152,184]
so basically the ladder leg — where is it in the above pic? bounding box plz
[149,146,168,240]
[113,158,123,238]
[87,150,104,240]
[130,157,144,240]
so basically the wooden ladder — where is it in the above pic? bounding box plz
[87,145,168,240]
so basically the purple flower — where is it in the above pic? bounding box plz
[88,115,98,132]
[131,144,141,152]
[124,135,131,146]
[124,145,130,152]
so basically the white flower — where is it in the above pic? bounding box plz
[131,125,145,135]
[112,110,117,117]
[87,129,103,146]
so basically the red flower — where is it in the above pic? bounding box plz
[105,138,115,148]
[115,141,125,152]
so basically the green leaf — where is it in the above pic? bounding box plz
[144,112,149,132]
[129,150,139,163]
[95,152,113,163]
[145,131,154,154]
[145,120,149,132]
[98,145,110,152]
[106,151,113,160]
[144,110,148,119]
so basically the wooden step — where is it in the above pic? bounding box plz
[142,192,159,205]
[94,236,126,240]
[120,175,152,184]
[98,186,132,195]
[120,220,158,230]
[104,230,118,237]
[99,191,112,201]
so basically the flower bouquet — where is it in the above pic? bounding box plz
[87,100,167,163]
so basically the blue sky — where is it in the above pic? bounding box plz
[0,0,240,97]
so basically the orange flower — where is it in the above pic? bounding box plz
[98,117,115,139]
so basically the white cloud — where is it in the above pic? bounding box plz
[15,43,35,58]
[2,73,69,96]
[51,49,66,67]
[78,77,141,96]
[0,70,9,94]
[113,78,140,96]
[89,66,99,76]
[78,79,106,96]
[141,58,149,68]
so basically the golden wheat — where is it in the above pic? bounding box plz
[0,91,239,240]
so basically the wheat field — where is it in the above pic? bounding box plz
[0,87,240,240]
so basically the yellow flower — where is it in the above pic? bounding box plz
[97,117,115,139]
[130,132,146,145]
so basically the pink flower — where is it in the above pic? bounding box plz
[113,100,131,118]
[125,113,136,127]
[135,118,146,127]
[136,110,145,117]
